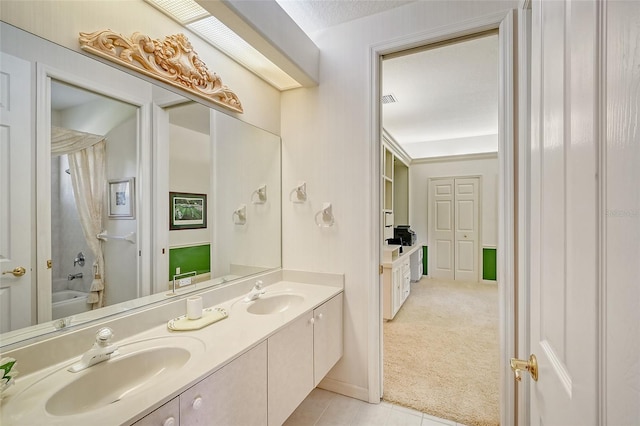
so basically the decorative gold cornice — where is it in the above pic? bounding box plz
[79,30,243,113]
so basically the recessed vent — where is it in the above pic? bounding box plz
[382,93,398,104]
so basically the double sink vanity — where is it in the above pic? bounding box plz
[0,271,344,425]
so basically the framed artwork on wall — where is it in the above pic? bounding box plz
[108,178,135,219]
[170,192,207,230]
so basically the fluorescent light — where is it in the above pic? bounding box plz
[188,16,300,90]
[144,0,301,91]
[145,0,208,23]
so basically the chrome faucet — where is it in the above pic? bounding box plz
[68,272,83,281]
[68,327,119,373]
[243,280,266,302]
[73,252,85,267]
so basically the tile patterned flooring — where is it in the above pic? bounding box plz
[284,388,468,426]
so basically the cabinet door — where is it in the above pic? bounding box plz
[392,266,403,314]
[268,312,314,426]
[133,397,179,426]
[382,267,394,320]
[180,342,267,426]
[313,293,344,386]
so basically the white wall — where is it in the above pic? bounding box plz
[281,1,518,399]
[213,111,281,277]
[168,124,211,249]
[410,155,498,249]
[103,116,139,306]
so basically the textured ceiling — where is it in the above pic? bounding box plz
[276,0,415,35]
[277,1,499,159]
[382,34,499,158]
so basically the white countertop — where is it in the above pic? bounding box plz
[382,243,423,268]
[0,281,343,425]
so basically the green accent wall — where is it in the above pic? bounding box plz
[169,244,211,281]
[423,245,428,275]
[483,247,497,281]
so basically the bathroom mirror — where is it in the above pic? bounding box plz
[0,22,282,348]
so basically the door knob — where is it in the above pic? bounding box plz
[2,267,26,277]
[510,354,538,382]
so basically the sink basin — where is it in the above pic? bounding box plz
[46,346,189,416]
[246,294,304,315]
[13,336,205,417]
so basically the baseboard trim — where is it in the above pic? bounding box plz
[317,377,371,402]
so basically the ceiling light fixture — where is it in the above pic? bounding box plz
[144,0,301,91]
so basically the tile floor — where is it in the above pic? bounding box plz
[283,388,468,426]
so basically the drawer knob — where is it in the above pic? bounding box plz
[192,396,203,410]
[317,313,324,321]
[309,317,315,324]
[163,417,176,426]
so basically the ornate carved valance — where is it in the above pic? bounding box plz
[79,30,243,113]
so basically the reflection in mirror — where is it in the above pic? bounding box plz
[0,22,282,350]
[48,80,139,322]
[164,100,282,289]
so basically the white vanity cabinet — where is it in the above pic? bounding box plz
[268,293,344,426]
[180,342,268,426]
[133,397,179,426]
[313,293,344,386]
[267,312,314,426]
[129,294,343,426]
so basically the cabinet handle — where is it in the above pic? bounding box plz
[317,313,324,321]
[163,417,176,426]
[192,396,203,410]
[309,317,315,324]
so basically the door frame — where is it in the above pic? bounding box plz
[427,175,483,283]
[35,63,152,322]
[368,9,528,426]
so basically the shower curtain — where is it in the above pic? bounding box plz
[51,126,106,309]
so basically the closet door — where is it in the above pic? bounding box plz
[428,177,480,282]
[429,178,455,280]
[454,178,479,282]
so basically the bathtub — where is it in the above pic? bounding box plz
[51,290,90,320]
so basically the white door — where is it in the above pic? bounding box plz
[0,53,33,332]
[429,177,479,281]
[429,178,454,280]
[454,178,479,282]
[526,0,599,423]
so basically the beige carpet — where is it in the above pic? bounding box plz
[383,277,499,426]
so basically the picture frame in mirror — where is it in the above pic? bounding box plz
[108,178,135,219]
[170,192,207,230]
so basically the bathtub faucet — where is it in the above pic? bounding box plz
[68,272,83,281]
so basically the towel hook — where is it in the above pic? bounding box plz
[289,181,307,203]
[232,204,247,225]
[251,184,267,204]
[314,202,335,227]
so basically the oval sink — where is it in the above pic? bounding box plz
[32,336,205,417]
[247,294,304,315]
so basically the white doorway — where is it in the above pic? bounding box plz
[428,176,481,282]
[371,10,519,426]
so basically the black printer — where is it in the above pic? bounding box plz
[394,225,416,246]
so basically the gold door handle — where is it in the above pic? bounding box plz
[2,266,27,277]
[510,354,538,382]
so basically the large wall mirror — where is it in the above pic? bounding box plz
[0,22,282,348]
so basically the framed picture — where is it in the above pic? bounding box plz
[108,178,135,219]
[170,192,207,230]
